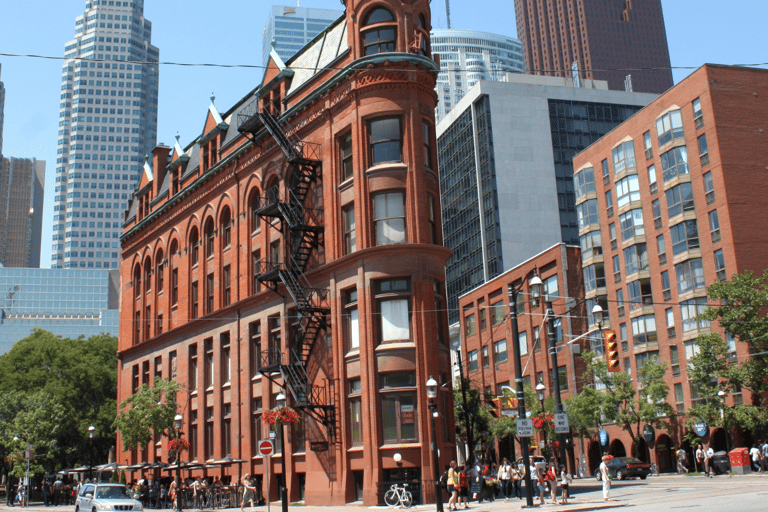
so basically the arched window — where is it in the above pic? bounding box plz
[362,8,396,56]
[416,14,429,56]
[155,249,164,293]
[169,240,179,307]
[204,218,215,259]
[249,189,261,234]
[221,207,232,249]
[189,228,199,267]
[144,256,152,294]
[133,263,142,299]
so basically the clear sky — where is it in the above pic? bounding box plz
[0,0,766,268]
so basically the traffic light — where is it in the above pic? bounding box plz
[604,330,620,372]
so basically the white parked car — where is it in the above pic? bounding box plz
[75,483,143,512]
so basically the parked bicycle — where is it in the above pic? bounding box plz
[384,483,413,508]
[651,463,660,476]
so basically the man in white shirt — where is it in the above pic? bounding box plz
[750,444,762,472]
[695,445,704,473]
[705,445,714,477]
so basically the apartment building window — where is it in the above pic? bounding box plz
[204,338,214,389]
[189,410,198,460]
[661,146,689,181]
[623,243,648,276]
[675,259,705,294]
[268,315,281,367]
[681,298,709,333]
[703,172,715,204]
[657,234,667,266]
[631,314,657,346]
[609,223,617,250]
[251,250,261,293]
[344,288,360,351]
[648,165,658,194]
[341,205,356,254]
[576,199,599,229]
[171,268,178,306]
[222,404,231,457]
[221,332,231,386]
[222,265,231,307]
[189,344,198,392]
[643,130,653,159]
[467,350,478,371]
[666,308,676,339]
[628,279,652,309]
[206,273,214,313]
[656,109,684,146]
[652,199,662,229]
[204,219,215,259]
[339,132,353,181]
[714,249,726,281]
[620,323,628,352]
[349,378,362,445]
[478,298,487,331]
[605,190,614,218]
[693,98,704,129]
[369,117,402,164]
[616,288,625,317]
[573,166,595,200]
[616,175,640,207]
[190,228,199,267]
[698,134,710,165]
[482,346,490,367]
[583,263,606,293]
[670,220,700,255]
[191,281,199,319]
[661,271,671,302]
[373,191,405,245]
[666,183,695,218]
[494,339,507,364]
[612,140,636,173]
[619,209,644,240]
[580,230,602,260]
[520,330,529,356]
[376,278,411,343]
[204,407,214,461]
[250,321,261,378]
[544,274,559,299]
[221,208,231,250]
[362,8,397,56]
[635,351,660,372]
[422,121,433,169]
[709,210,721,243]
[601,158,610,185]
[675,383,685,413]
[379,372,418,444]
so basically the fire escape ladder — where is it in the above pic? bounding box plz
[258,106,302,163]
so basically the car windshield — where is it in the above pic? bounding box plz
[619,457,643,464]
[95,486,132,500]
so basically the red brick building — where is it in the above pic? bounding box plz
[572,64,768,472]
[117,0,453,505]
[513,0,674,94]
[457,243,588,469]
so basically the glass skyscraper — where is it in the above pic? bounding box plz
[0,268,119,354]
[52,0,159,269]
[262,5,343,67]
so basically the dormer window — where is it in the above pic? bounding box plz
[362,8,396,56]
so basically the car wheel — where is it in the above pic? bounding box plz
[640,474,648,480]
[616,470,625,481]
[75,507,79,512]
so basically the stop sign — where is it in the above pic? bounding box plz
[258,440,275,456]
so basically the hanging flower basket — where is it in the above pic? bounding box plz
[168,437,190,457]
[532,413,554,430]
[263,406,301,425]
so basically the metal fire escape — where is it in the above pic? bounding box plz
[238,100,334,437]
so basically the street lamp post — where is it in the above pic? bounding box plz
[88,425,96,482]
[508,276,540,508]
[544,297,568,468]
[275,392,289,512]
[13,436,30,508]
[174,413,184,512]
[426,376,444,512]
[536,382,549,462]
[718,390,731,455]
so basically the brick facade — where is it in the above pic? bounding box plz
[117,0,453,505]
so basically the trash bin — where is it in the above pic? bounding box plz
[729,448,750,475]
[712,451,730,475]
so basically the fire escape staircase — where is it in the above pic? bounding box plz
[237,102,333,438]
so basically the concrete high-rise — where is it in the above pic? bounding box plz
[514,0,673,94]
[51,0,159,270]
[0,64,5,156]
[431,29,524,123]
[262,5,343,67]
[0,157,45,268]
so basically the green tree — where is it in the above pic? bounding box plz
[0,391,66,478]
[114,377,183,451]
[454,377,493,462]
[584,351,674,458]
[0,329,117,470]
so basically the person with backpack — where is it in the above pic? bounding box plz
[446,460,459,511]
[457,465,470,509]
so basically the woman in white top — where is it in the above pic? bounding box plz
[498,458,512,501]
[600,455,611,501]
[559,465,572,504]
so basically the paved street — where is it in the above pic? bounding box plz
[2,473,767,512]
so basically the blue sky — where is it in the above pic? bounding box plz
[0,0,766,268]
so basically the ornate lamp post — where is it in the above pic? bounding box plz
[426,376,444,512]
[88,425,96,482]
[536,382,549,461]
[174,413,184,512]
[275,392,289,512]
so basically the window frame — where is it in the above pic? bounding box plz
[373,191,405,246]
[368,116,403,165]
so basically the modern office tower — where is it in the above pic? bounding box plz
[437,74,655,322]
[51,0,159,270]
[118,0,452,506]
[0,268,118,354]
[0,158,45,268]
[514,0,673,94]
[262,4,343,67]
[573,64,768,460]
[431,29,524,123]
[0,64,5,156]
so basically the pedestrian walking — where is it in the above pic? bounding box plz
[457,465,470,509]
[42,478,51,507]
[705,444,714,477]
[600,455,612,501]
[559,465,572,505]
[695,445,704,474]
[510,463,523,499]
[546,462,558,504]
[498,458,512,501]
[446,460,459,511]
[677,446,689,474]
[169,480,179,512]
[750,444,762,472]
[240,473,255,512]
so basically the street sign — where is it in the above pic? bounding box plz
[599,429,610,447]
[554,413,569,434]
[517,418,534,437]
[258,440,275,457]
